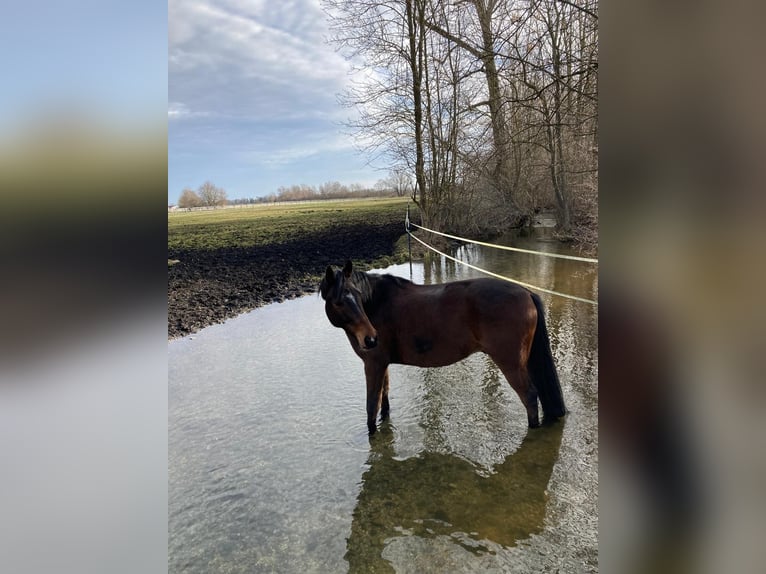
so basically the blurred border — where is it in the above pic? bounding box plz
[3,1,766,573]
[0,2,168,573]
[601,1,766,572]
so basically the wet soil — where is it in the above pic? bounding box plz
[168,221,406,339]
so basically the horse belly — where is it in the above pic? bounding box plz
[389,291,480,367]
[395,331,478,368]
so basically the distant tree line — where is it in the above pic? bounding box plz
[264,174,410,202]
[175,171,412,207]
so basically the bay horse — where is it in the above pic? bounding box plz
[319,260,566,435]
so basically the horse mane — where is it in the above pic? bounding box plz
[361,273,412,303]
[319,266,412,303]
[347,270,375,302]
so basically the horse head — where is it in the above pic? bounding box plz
[319,260,378,351]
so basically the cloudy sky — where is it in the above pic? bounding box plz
[169,0,381,202]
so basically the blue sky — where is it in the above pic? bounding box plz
[169,0,383,202]
[0,1,166,132]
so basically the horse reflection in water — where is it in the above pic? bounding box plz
[344,421,565,572]
[319,260,566,435]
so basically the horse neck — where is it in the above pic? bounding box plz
[364,273,408,311]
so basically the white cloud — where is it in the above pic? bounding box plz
[239,131,357,167]
[167,102,189,118]
[251,146,320,166]
[169,0,350,120]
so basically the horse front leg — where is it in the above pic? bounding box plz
[364,361,388,435]
[380,368,391,420]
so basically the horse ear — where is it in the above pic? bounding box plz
[343,260,353,278]
[325,265,335,286]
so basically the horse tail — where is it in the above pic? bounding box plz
[528,293,566,420]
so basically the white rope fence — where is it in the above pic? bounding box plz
[409,222,598,264]
[405,213,598,306]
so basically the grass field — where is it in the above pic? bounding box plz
[168,197,410,252]
[168,197,413,337]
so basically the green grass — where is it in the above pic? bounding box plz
[168,197,410,252]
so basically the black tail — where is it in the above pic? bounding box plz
[528,293,566,420]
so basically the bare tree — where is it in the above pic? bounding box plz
[322,0,597,246]
[424,1,513,200]
[319,181,345,197]
[385,168,414,196]
[323,0,427,216]
[197,181,228,207]
[507,0,597,235]
[178,187,202,208]
[323,0,461,227]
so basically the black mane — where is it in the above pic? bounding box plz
[319,268,375,302]
[319,268,412,304]
[346,270,374,302]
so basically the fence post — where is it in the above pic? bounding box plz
[406,204,413,279]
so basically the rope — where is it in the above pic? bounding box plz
[409,222,598,263]
[407,228,598,306]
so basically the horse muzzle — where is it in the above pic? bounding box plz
[351,327,378,351]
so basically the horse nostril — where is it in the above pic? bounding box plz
[364,335,377,349]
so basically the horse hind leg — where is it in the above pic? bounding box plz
[492,356,540,428]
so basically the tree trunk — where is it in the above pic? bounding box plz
[473,1,510,190]
[406,0,429,224]
[425,0,513,203]
[546,0,572,231]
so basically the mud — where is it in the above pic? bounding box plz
[168,221,406,339]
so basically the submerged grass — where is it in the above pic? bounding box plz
[168,197,410,253]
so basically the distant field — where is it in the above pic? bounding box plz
[168,197,410,252]
[168,196,413,337]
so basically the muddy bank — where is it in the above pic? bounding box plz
[168,221,407,339]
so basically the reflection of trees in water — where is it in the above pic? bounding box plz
[423,253,450,285]
[547,289,598,408]
[344,421,564,573]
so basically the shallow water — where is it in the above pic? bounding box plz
[169,233,598,573]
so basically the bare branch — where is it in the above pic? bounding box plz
[556,0,598,21]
